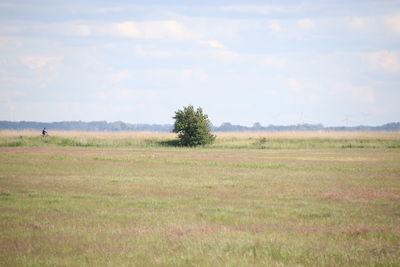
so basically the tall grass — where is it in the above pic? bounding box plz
[215,131,400,139]
[1,130,400,149]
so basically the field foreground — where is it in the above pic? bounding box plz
[0,131,399,266]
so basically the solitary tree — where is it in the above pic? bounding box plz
[173,105,215,147]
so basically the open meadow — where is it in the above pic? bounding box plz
[1,131,400,266]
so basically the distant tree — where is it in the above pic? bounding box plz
[253,122,262,130]
[173,105,215,147]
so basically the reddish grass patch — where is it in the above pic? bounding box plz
[322,189,400,200]
[164,223,225,243]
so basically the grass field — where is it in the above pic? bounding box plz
[1,131,399,266]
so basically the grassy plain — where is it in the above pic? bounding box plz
[0,131,399,266]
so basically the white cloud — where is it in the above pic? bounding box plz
[19,56,63,70]
[1,100,140,122]
[90,7,125,14]
[268,20,282,32]
[308,94,320,104]
[181,69,208,82]
[265,88,279,96]
[222,5,272,15]
[200,40,224,49]
[211,49,240,62]
[385,13,400,33]
[365,51,400,73]
[210,49,285,67]
[97,88,158,101]
[287,78,303,92]
[74,25,92,36]
[114,20,186,39]
[133,45,171,58]
[332,83,376,105]
[111,70,132,83]
[0,89,25,100]
[114,22,139,37]
[0,36,23,48]
[0,20,190,40]
[350,17,367,29]
[221,4,301,15]
[0,24,23,34]
[351,86,375,104]
[103,43,115,49]
[262,55,286,68]
[348,16,382,33]
[297,18,315,30]
[0,21,94,37]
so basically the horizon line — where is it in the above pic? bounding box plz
[1,119,399,129]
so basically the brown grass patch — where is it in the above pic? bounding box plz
[323,189,400,200]
[164,223,225,243]
[231,223,268,234]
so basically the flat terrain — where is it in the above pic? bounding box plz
[0,131,399,266]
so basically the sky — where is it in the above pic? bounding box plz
[0,0,399,126]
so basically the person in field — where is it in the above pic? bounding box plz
[42,128,48,137]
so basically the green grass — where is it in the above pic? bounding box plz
[1,132,400,149]
[0,132,399,266]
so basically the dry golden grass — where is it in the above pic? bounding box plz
[0,130,177,139]
[214,131,400,140]
[2,130,400,140]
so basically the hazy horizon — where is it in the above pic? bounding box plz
[1,1,399,126]
[2,119,399,129]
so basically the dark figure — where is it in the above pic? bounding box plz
[42,128,48,137]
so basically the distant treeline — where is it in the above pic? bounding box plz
[1,120,400,132]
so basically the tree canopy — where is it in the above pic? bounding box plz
[173,105,215,147]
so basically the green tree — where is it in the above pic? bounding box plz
[173,105,215,147]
